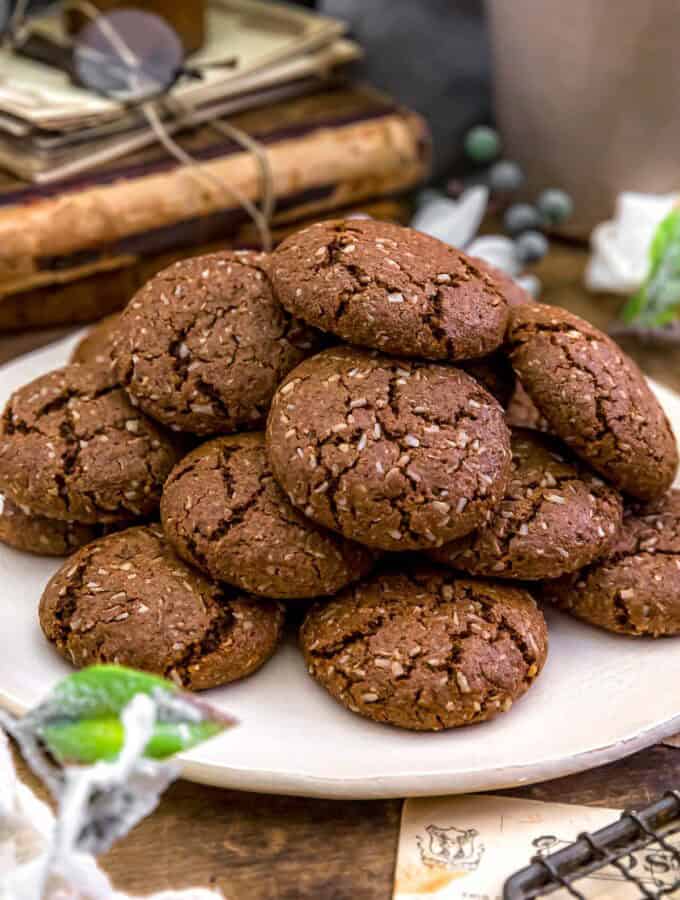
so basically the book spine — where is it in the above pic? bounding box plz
[0,111,429,282]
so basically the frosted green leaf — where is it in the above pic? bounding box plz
[28,665,233,765]
[41,717,224,765]
[622,209,680,326]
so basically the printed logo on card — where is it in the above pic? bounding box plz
[417,824,485,874]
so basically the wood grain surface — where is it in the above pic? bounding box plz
[4,241,680,899]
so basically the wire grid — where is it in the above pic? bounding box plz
[504,791,680,899]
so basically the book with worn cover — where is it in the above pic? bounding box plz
[0,83,428,331]
[0,0,347,131]
[0,40,361,181]
[0,85,429,293]
[0,197,412,331]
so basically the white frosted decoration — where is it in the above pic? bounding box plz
[0,729,16,819]
[0,700,223,900]
[411,186,489,248]
[586,192,677,294]
[0,729,55,900]
[465,234,521,276]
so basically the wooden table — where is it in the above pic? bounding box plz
[4,242,680,899]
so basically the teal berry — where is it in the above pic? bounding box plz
[464,126,501,163]
[516,230,549,264]
[488,160,524,193]
[537,188,573,225]
[504,203,542,236]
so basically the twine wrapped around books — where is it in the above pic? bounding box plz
[8,0,276,251]
[142,103,275,250]
[3,0,31,45]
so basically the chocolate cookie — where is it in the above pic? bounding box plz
[544,490,680,636]
[506,382,549,432]
[507,304,678,500]
[161,433,375,599]
[269,219,509,361]
[113,251,322,435]
[0,363,181,523]
[430,428,623,580]
[471,258,534,308]
[461,352,515,408]
[486,281,542,427]
[266,347,512,551]
[70,313,120,365]
[301,567,548,731]
[0,493,112,556]
[39,524,284,688]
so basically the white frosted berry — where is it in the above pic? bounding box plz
[504,203,542,235]
[515,230,549,264]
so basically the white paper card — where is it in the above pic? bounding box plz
[394,794,680,899]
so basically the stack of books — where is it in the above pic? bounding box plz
[0,0,429,330]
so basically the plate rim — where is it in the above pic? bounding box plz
[178,714,680,798]
[2,685,680,799]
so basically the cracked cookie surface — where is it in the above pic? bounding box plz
[112,251,323,435]
[269,219,509,361]
[70,313,121,366]
[161,433,375,599]
[300,566,548,731]
[507,304,678,500]
[471,257,534,308]
[0,363,181,523]
[39,524,284,688]
[543,489,680,636]
[430,428,623,580]
[0,493,116,556]
[266,347,512,551]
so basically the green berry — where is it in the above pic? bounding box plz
[464,126,501,163]
[537,188,573,225]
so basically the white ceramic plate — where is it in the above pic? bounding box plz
[1,335,680,799]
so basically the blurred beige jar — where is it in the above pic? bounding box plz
[487,0,680,236]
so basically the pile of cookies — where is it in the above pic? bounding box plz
[1,217,678,733]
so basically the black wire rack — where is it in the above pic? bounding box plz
[504,791,680,899]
